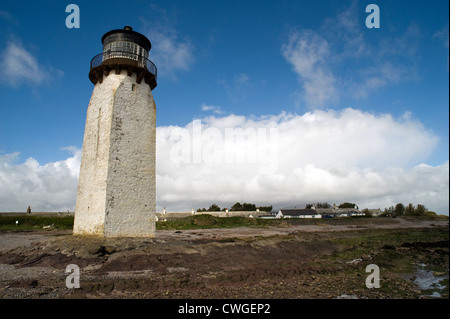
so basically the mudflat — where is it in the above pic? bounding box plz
[0,218,448,299]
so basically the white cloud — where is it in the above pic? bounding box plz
[143,28,194,78]
[139,4,195,78]
[434,25,449,50]
[322,1,368,58]
[351,62,411,99]
[281,30,337,108]
[0,40,60,87]
[201,103,225,115]
[0,10,19,25]
[1,109,447,215]
[433,24,449,67]
[0,148,80,212]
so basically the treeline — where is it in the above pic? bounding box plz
[380,203,437,217]
[305,202,358,209]
[196,202,272,213]
[195,201,441,217]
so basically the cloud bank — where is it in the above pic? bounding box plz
[156,108,447,213]
[0,148,80,212]
[2,109,447,215]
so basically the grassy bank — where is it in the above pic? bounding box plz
[156,214,283,230]
[1,213,447,232]
[0,215,74,232]
[155,214,439,230]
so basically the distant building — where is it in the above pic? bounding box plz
[276,207,364,219]
[276,209,322,219]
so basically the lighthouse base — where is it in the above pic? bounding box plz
[74,71,156,237]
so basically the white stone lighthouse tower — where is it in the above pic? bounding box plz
[73,26,157,237]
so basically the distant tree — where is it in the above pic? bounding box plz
[242,203,256,211]
[230,202,243,211]
[362,208,372,217]
[230,202,270,211]
[424,211,437,217]
[306,202,331,209]
[383,206,395,217]
[405,203,415,216]
[207,204,221,212]
[415,204,428,216]
[197,208,206,212]
[339,202,357,209]
[393,203,405,217]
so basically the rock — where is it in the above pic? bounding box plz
[86,244,103,255]
[346,258,362,264]
[86,244,115,256]
[104,246,116,254]
[433,271,445,276]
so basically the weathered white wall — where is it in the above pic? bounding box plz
[74,71,156,237]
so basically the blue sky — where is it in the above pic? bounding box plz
[0,0,448,214]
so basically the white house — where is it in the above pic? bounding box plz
[277,209,322,219]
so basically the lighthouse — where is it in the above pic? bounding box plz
[73,26,157,237]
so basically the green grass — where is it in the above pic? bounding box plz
[361,227,449,245]
[156,214,284,230]
[155,214,434,230]
[1,213,447,233]
[0,215,74,232]
[324,227,449,273]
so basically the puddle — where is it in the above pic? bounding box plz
[413,263,448,298]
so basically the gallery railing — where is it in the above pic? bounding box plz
[90,51,157,83]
